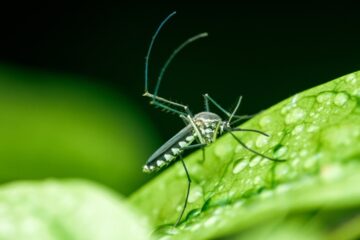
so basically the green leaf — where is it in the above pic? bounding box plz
[130,71,360,239]
[0,179,150,240]
[0,66,160,195]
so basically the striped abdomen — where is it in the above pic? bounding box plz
[143,125,195,173]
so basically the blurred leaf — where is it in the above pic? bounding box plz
[0,179,150,240]
[0,65,160,195]
[130,71,360,239]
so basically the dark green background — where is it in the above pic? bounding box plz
[1,3,360,140]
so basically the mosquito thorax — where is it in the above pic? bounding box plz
[193,112,223,143]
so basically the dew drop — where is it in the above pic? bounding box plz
[290,94,299,105]
[291,158,301,167]
[316,92,334,104]
[188,223,201,232]
[321,164,343,181]
[333,92,349,106]
[307,125,319,133]
[159,226,181,236]
[254,176,263,184]
[234,200,245,208]
[260,159,271,166]
[188,185,203,203]
[317,106,324,111]
[176,205,183,212]
[256,135,269,148]
[245,179,253,186]
[303,154,320,169]
[260,190,273,199]
[353,88,360,97]
[159,236,172,240]
[204,216,218,227]
[290,152,297,159]
[228,190,236,197]
[259,115,272,128]
[250,156,262,167]
[274,145,287,158]
[275,184,291,194]
[285,108,305,124]
[345,73,357,84]
[213,208,224,215]
[291,124,305,136]
[232,159,249,174]
[281,104,291,115]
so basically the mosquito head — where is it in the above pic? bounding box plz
[220,121,231,134]
[193,112,222,143]
[194,112,222,125]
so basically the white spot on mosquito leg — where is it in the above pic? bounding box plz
[157,160,165,166]
[179,141,187,148]
[143,165,150,172]
[186,135,195,142]
[171,148,180,155]
[164,154,174,161]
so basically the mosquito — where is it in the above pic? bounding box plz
[142,11,285,226]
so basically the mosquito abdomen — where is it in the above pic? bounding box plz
[143,127,196,173]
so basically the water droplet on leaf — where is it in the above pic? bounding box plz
[232,159,249,174]
[250,156,262,167]
[333,92,349,106]
[285,108,305,124]
[316,92,334,104]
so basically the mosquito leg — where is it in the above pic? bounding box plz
[176,157,192,226]
[203,93,243,122]
[204,93,256,124]
[203,93,231,117]
[143,92,193,116]
[227,96,242,123]
[180,115,189,125]
[203,94,210,112]
[175,143,206,226]
[229,127,269,137]
[151,101,187,116]
[202,148,205,163]
[228,131,286,162]
[230,113,258,126]
[182,143,207,161]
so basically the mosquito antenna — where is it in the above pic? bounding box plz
[228,131,285,162]
[230,114,256,126]
[154,32,208,96]
[227,96,243,124]
[145,11,177,93]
